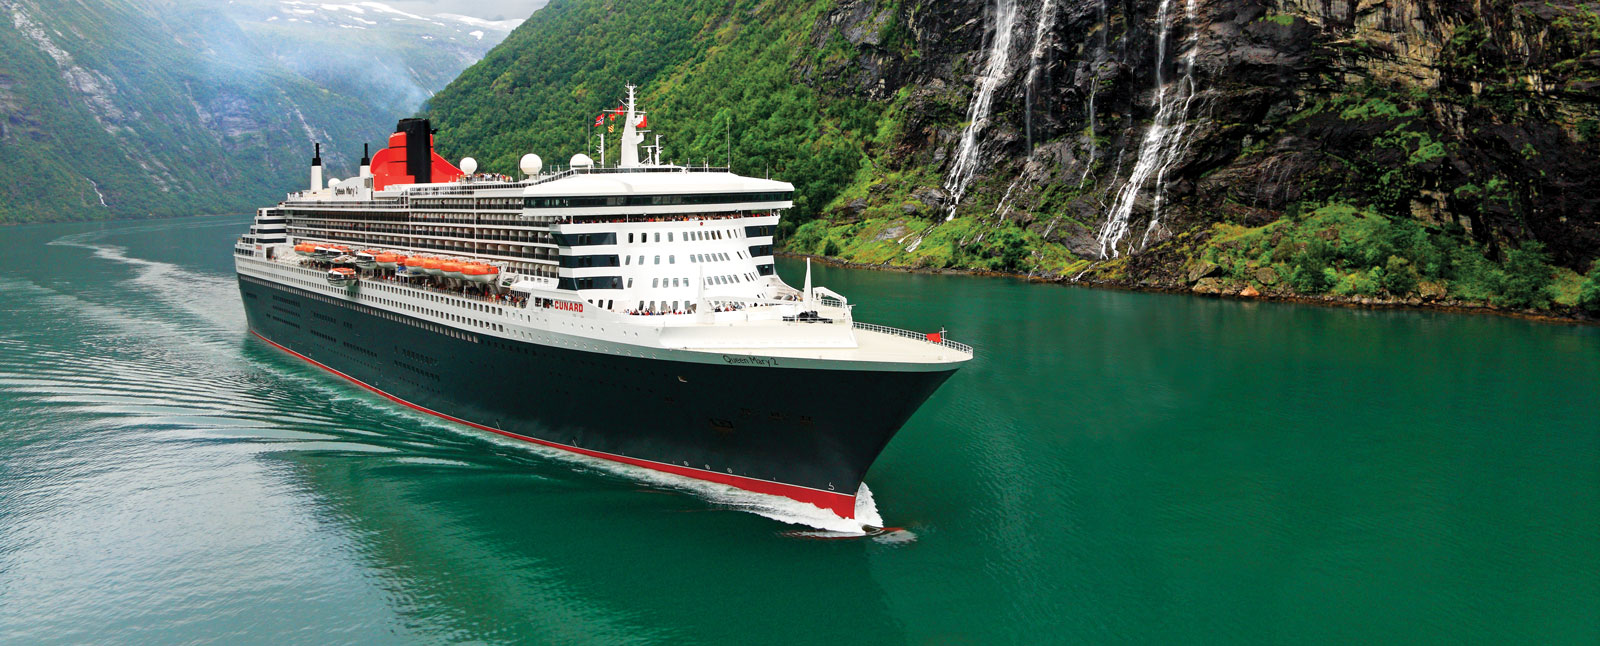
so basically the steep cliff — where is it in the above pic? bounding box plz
[423,0,1600,312]
[0,0,520,224]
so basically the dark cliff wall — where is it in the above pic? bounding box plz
[426,0,1600,311]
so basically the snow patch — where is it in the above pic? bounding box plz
[436,13,524,31]
[355,1,427,21]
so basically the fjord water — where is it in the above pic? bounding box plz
[1,215,1595,644]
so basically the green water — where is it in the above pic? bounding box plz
[0,215,1595,644]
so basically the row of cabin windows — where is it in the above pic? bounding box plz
[552,232,617,246]
[526,191,792,209]
[614,251,748,266]
[645,273,755,288]
[560,254,620,268]
[624,228,742,244]
[557,276,622,290]
[748,244,774,257]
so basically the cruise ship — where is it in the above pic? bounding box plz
[234,88,972,519]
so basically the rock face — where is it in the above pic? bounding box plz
[417,0,1595,306]
[806,0,1599,272]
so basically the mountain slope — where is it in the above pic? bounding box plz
[0,0,520,224]
[423,0,1600,313]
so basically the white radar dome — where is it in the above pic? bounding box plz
[569,153,594,168]
[519,153,543,176]
[460,157,478,175]
[327,177,340,188]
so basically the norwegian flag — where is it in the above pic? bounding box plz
[593,114,604,127]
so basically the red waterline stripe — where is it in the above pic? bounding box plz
[248,329,858,518]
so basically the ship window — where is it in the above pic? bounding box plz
[669,255,675,264]
[673,301,679,311]
[653,255,660,264]
[668,232,674,242]
[654,233,660,242]
[627,278,633,288]
[624,256,630,265]
[628,233,634,243]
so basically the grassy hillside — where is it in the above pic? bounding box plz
[425,0,888,232]
[423,0,1600,316]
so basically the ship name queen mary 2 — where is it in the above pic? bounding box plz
[233,87,973,519]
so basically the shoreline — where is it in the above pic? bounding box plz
[778,252,1598,327]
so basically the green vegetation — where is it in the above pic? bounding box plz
[787,216,1082,276]
[1194,204,1563,309]
[1579,263,1600,314]
[424,0,904,235]
[422,0,1593,316]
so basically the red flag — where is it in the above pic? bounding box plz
[616,104,626,114]
[609,112,617,121]
[635,113,647,129]
[926,332,942,343]
[593,114,603,126]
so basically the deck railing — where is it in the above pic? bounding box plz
[852,321,973,355]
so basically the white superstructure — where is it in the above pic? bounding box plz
[233,87,971,370]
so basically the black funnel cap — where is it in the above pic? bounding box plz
[396,118,432,183]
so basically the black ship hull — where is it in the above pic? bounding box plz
[238,275,956,518]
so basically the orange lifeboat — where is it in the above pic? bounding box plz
[422,257,444,276]
[294,242,315,256]
[462,263,498,284]
[375,253,400,269]
[402,256,426,276]
[440,261,464,278]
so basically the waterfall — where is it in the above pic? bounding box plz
[1096,0,1200,258]
[87,178,107,207]
[1078,0,1108,187]
[1023,0,1058,158]
[940,0,1022,222]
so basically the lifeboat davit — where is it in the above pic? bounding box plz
[326,267,357,287]
[375,253,400,269]
[462,263,498,284]
[440,261,464,279]
[422,257,444,276]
